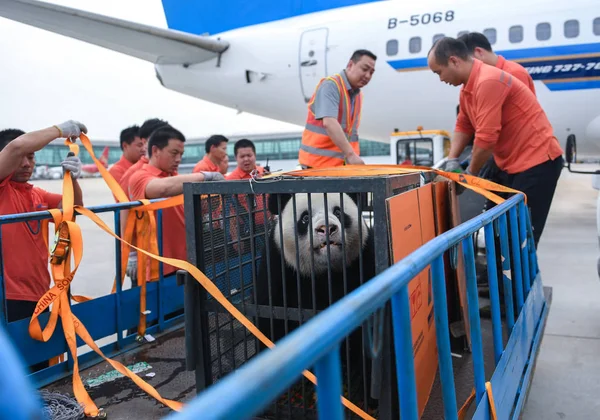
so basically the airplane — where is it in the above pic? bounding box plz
[0,0,599,269]
[0,0,597,158]
[46,146,109,179]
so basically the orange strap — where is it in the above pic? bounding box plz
[74,205,374,419]
[457,383,497,420]
[33,136,513,419]
[30,139,182,416]
[37,135,374,419]
[265,164,526,205]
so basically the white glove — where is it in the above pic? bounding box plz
[61,154,82,179]
[126,251,137,281]
[445,158,462,173]
[54,120,88,140]
[201,171,225,181]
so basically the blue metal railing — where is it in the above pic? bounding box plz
[0,192,547,420]
[165,193,544,420]
[0,198,186,387]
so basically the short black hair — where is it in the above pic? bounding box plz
[429,37,470,66]
[119,125,140,150]
[139,118,169,140]
[457,32,493,54]
[350,49,377,63]
[148,126,186,155]
[205,134,229,154]
[0,129,25,152]
[234,139,255,156]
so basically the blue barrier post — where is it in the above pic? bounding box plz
[518,201,532,296]
[391,286,419,420]
[463,237,486,401]
[314,347,344,420]
[430,255,458,420]
[113,210,123,348]
[0,325,43,419]
[157,209,165,331]
[509,207,524,312]
[498,214,516,331]
[484,223,503,365]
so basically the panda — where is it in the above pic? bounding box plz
[253,191,377,405]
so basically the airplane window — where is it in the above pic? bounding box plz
[386,39,399,56]
[409,37,422,53]
[457,30,469,37]
[595,18,600,36]
[432,33,445,44]
[536,22,551,40]
[564,19,579,38]
[483,28,497,44]
[509,25,524,43]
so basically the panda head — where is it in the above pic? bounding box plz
[268,192,369,276]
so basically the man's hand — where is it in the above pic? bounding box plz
[445,158,463,173]
[345,152,365,165]
[54,120,88,140]
[61,153,82,179]
[126,251,137,281]
[202,172,225,181]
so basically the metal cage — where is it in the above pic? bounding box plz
[181,173,441,419]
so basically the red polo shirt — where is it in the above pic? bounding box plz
[128,164,186,277]
[496,55,536,95]
[108,156,133,186]
[193,156,219,173]
[455,59,563,174]
[225,166,266,228]
[0,175,62,301]
[121,156,148,199]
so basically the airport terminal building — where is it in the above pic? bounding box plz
[36,131,392,174]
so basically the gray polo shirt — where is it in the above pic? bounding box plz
[313,70,360,121]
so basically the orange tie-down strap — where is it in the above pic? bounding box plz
[457,382,498,420]
[32,136,512,418]
[265,164,526,205]
[31,137,375,419]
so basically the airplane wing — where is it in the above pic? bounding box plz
[0,0,230,65]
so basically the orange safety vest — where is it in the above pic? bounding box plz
[298,73,363,168]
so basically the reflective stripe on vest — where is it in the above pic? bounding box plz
[299,73,362,167]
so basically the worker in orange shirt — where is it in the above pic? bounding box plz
[118,119,170,282]
[193,134,229,173]
[454,32,537,182]
[0,121,86,372]
[108,125,145,186]
[225,139,268,181]
[428,37,563,247]
[458,32,536,95]
[128,126,224,277]
[226,139,269,252]
[298,49,376,169]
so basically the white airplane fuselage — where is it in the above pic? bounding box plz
[156,0,600,154]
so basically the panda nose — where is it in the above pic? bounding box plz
[316,224,338,237]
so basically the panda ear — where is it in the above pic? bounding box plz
[345,192,368,209]
[267,193,293,215]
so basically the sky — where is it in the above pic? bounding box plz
[0,0,302,141]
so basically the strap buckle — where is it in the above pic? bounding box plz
[50,222,70,265]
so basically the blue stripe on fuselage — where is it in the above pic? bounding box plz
[388,42,600,70]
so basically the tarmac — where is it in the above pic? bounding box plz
[28,164,600,419]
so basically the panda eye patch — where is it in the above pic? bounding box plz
[333,207,342,220]
[301,212,310,225]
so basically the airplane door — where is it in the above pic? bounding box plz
[299,28,328,102]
